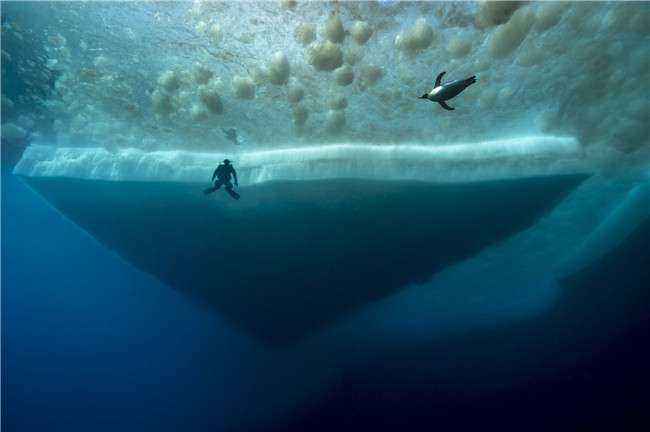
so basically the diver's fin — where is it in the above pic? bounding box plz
[435,71,446,87]
[227,189,241,200]
[439,101,454,111]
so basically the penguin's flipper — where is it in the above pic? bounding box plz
[435,71,446,87]
[439,101,454,111]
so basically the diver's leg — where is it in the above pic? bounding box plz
[225,182,240,200]
[203,180,222,195]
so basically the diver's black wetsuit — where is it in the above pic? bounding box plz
[204,162,240,199]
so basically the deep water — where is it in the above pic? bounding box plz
[286,220,650,432]
[3,167,650,431]
[2,167,216,430]
[1,168,336,431]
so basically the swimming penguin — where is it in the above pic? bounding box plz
[222,128,240,145]
[419,71,476,111]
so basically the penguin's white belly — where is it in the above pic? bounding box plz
[428,86,444,101]
[428,86,443,96]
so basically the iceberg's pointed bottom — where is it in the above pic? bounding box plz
[22,175,586,345]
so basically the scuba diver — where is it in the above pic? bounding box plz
[203,159,240,200]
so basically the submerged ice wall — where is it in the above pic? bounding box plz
[22,173,589,345]
[15,135,591,184]
[330,173,649,349]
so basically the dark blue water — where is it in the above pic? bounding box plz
[2,168,204,430]
[4,167,650,431]
[2,169,331,431]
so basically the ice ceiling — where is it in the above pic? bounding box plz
[2,1,649,174]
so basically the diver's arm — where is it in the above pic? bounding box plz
[211,167,219,182]
[232,168,239,186]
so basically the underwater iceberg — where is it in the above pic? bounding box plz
[4,1,649,346]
